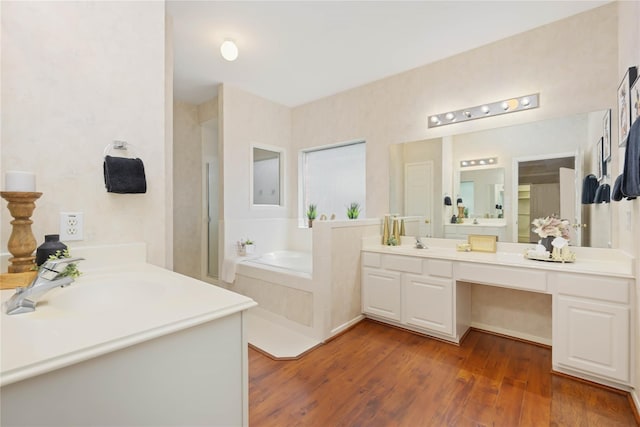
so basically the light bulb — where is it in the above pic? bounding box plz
[220,40,239,61]
[481,105,490,114]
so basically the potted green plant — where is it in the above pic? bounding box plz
[307,203,317,228]
[238,239,255,255]
[346,202,360,219]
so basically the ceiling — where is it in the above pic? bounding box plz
[167,1,610,107]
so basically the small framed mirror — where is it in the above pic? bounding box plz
[252,146,284,206]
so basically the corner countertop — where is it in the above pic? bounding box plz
[362,237,634,279]
[1,262,256,387]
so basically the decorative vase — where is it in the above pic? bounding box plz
[245,244,255,254]
[308,218,313,228]
[36,234,67,266]
[540,236,555,254]
[392,218,400,242]
[382,215,390,245]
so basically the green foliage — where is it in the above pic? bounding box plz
[307,203,317,220]
[346,202,360,219]
[47,249,81,278]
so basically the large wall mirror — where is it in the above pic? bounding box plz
[252,146,284,206]
[389,110,611,248]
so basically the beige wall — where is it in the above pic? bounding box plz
[289,4,620,346]
[616,0,640,407]
[173,101,202,277]
[1,1,169,266]
[219,85,294,258]
[292,3,618,223]
[172,97,219,279]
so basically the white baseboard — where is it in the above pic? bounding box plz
[470,322,551,346]
[330,315,365,338]
[632,389,640,419]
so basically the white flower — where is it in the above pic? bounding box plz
[531,216,570,240]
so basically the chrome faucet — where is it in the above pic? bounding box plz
[4,257,84,315]
[415,237,427,249]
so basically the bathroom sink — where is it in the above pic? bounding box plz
[49,273,169,312]
[386,246,429,254]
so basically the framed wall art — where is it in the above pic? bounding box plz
[631,75,640,127]
[618,66,638,147]
[602,109,611,161]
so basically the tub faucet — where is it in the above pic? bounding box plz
[4,257,84,315]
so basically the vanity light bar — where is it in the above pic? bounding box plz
[428,93,539,128]
[460,157,498,168]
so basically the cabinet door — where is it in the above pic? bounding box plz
[362,268,401,321]
[555,296,629,383]
[402,274,453,335]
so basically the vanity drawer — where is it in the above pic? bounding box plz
[362,252,382,268]
[553,273,630,304]
[425,259,453,278]
[382,254,422,274]
[456,262,547,293]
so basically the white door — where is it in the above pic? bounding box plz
[404,161,433,237]
[559,167,580,245]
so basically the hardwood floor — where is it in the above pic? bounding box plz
[249,319,638,426]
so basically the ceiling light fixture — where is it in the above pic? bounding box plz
[427,93,539,128]
[220,40,239,61]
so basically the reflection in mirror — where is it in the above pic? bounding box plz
[459,168,504,218]
[252,147,282,206]
[517,157,575,244]
[389,110,611,247]
[389,139,442,237]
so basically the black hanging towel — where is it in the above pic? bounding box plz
[621,119,640,197]
[103,155,147,194]
[581,174,598,204]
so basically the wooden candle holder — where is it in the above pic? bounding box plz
[0,191,42,273]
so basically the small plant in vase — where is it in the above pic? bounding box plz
[346,202,361,219]
[237,239,255,256]
[307,203,317,228]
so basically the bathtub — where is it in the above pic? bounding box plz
[232,250,316,338]
[245,250,312,275]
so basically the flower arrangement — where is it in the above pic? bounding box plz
[531,215,570,240]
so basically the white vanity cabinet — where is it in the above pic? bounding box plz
[402,273,453,335]
[362,267,402,321]
[551,273,632,385]
[362,252,465,342]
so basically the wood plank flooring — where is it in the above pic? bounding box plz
[249,319,637,426]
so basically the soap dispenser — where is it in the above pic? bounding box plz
[36,234,67,266]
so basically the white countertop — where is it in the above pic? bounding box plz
[362,238,634,279]
[1,262,256,386]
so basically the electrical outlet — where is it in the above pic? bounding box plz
[60,212,84,241]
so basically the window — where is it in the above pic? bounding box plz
[301,141,366,222]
